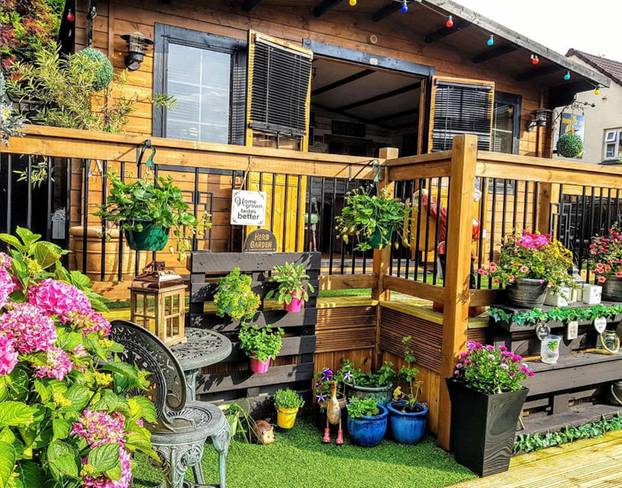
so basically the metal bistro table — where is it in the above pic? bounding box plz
[171,328,232,400]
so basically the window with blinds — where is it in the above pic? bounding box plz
[429,78,495,152]
[249,38,313,137]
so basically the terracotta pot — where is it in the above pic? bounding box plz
[250,357,271,374]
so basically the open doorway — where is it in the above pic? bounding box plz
[309,57,424,158]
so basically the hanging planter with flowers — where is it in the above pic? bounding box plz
[589,226,622,302]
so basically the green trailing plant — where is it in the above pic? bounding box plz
[514,414,622,454]
[274,388,305,409]
[392,336,423,412]
[238,324,284,362]
[213,267,260,322]
[219,402,257,443]
[490,303,622,327]
[557,133,583,158]
[96,173,207,257]
[336,186,406,251]
[347,397,380,419]
[340,359,396,388]
[265,262,315,305]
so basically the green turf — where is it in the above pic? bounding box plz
[132,418,476,488]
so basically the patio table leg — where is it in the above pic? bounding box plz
[185,369,198,400]
[156,441,205,488]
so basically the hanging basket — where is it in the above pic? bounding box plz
[123,220,169,251]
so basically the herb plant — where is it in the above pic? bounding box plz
[265,262,315,305]
[214,267,260,322]
[274,388,305,409]
[347,397,380,419]
[588,226,622,284]
[238,324,284,362]
[478,230,574,292]
[452,340,534,395]
[335,187,406,251]
[392,336,423,412]
[340,359,396,388]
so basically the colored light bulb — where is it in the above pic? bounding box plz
[67,9,75,22]
[531,54,540,65]
[595,87,601,95]
[487,35,494,47]
[400,1,408,13]
[564,71,571,81]
[445,16,454,28]
[349,0,357,6]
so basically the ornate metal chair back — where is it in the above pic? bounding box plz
[110,320,187,423]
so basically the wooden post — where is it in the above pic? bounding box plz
[438,135,478,450]
[372,147,399,369]
[537,183,560,235]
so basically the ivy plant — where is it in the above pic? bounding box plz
[214,267,261,322]
[347,397,380,419]
[490,303,622,327]
[238,324,284,362]
[265,262,314,305]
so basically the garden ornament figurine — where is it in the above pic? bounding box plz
[254,420,275,445]
[322,381,344,445]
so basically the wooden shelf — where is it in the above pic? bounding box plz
[520,403,622,436]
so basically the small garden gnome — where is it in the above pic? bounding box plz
[322,381,344,445]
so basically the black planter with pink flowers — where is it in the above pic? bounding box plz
[506,278,548,308]
[603,277,622,302]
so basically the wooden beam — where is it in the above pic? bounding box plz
[311,69,375,96]
[241,0,262,11]
[337,82,421,111]
[312,0,343,17]
[424,19,469,44]
[319,273,378,291]
[383,275,447,304]
[516,64,562,82]
[371,2,402,22]
[472,44,518,64]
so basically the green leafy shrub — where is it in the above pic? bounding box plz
[71,47,114,91]
[274,388,305,409]
[347,397,380,419]
[392,336,423,412]
[0,227,156,488]
[340,359,396,388]
[219,402,257,443]
[238,324,284,362]
[0,71,27,144]
[265,262,314,305]
[213,268,260,322]
[557,133,583,158]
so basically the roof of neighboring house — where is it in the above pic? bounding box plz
[567,49,622,86]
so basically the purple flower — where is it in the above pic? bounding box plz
[343,371,353,382]
[316,393,327,403]
[320,368,333,381]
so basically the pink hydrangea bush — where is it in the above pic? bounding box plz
[0,228,157,488]
[589,227,622,284]
[452,340,534,395]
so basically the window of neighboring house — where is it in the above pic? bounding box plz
[603,129,622,161]
[492,92,521,155]
[153,24,247,145]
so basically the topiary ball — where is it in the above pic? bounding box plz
[557,133,583,158]
[73,48,114,91]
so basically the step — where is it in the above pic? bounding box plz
[519,403,622,436]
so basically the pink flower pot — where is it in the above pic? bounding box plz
[285,296,304,313]
[250,357,271,374]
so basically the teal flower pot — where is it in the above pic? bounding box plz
[368,228,393,250]
[124,220,169,251]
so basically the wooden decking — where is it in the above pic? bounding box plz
[452,430,622,487]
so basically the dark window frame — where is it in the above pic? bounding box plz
[493,91,522,155]
[152,23,247,144]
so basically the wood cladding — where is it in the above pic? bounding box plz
[315,305,376,353]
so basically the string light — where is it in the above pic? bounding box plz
[67,9,75,22]
[530,54,540,65]
[486,35,494,47]
[445,15,454,28]
[564,71,571,81]
[400,0,409,13]
[349,0,357,6]
[594,86,601,95]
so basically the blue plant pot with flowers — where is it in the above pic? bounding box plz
[387,401,428,444]
[347,403,388,447]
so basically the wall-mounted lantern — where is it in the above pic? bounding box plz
[528,108,552,131]
[120,31,153,71]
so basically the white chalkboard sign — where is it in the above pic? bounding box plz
[231,190,267,226]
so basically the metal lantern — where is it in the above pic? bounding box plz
[130,263,187,346]
[120,31,153,71]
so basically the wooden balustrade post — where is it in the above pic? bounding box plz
[372,147,399,369]
[537,183,559,235]
[438,135,478,450]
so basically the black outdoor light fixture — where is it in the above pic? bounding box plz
[120,32,153,71]
[528,108,552,131]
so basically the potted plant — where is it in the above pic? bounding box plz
[275,388,305,429]
[214,267,261,322]
[238,323,284,374]
[97,174,201,252]
[478,231,574,308]
[446,340,534,476]
[341,360,396,405]
[266,262,315,313]
[346,397,388,447]
[589,226,622,301]
[336,187,406,251]
[387,336,428,444]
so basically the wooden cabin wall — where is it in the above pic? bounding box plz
[76,0,552,158]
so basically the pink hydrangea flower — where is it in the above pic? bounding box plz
[0,253,12,269]
[83,446,132,488]
[28,278,92,322]
[0,334,17,376]
[0,302,57,353]
[35,346,73,380]
[69,310,111,337]
[72,410,126,448]
[0,266,16,309]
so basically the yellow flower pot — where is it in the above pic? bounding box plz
[277,407,299,429]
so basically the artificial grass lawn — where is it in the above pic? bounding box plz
[132,418,476,488]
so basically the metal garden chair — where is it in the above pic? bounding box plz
[110,320,230,488]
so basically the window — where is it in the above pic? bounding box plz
[492,93,521,154]
[153,25,247,145]
[603,129,622,161]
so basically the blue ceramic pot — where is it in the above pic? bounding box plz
[347,403,388,447]
[387,401,428,444]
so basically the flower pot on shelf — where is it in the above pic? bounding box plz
[284,291,304,313]
[69,226,148,281]
[124,220,169,251]
[446,378,528,477]
[345,382,393,405]
[347,403,388,447]
[249,357,271,374]
[544,287,570,307]
[603,277,622,302]
[506,278,547,308]
[387,401,428,444]
[276,406,300,429]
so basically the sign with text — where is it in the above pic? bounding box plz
[244,229,277,253]
[231,190,267,226]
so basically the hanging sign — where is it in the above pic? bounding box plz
[594,317,607,334]
[566,320,579,341]
[536,323,551,341]
[244,229,277,253]
[231,190,267,226]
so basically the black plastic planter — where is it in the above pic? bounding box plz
[446,378,528,477]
